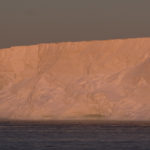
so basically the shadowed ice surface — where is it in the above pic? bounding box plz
[0,121,150,150]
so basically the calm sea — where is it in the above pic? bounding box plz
[0,121,150,150]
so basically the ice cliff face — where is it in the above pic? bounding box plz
[0,38,150,120]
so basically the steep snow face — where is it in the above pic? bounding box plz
[0,38,150,120]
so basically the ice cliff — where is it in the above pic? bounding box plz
[0,38,150,120]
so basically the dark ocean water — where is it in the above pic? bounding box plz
[0,121,150,150]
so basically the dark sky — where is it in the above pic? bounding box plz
[0,0,150,48]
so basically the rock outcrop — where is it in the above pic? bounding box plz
[0,38,150,120]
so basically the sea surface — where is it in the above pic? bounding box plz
[0,120,150,150]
